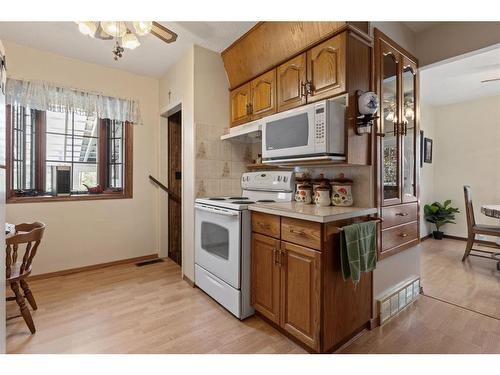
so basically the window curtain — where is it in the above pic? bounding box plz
[6,78,141,124]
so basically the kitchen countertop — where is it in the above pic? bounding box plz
[248,202,378,223]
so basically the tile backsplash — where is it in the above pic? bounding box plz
[195,122,259,197]
[195,123,373,207]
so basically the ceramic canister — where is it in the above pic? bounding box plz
[294,178,311,202]
[314,184,331,207]
[296,183,313,204]
[331,183,353,206]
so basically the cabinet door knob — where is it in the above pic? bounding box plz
[400,233,408,238]
[300,82,307,98]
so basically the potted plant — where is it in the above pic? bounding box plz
[424,200,460,240]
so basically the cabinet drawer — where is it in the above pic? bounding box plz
[382,203,418,229]
[252,212,280,239]
[381,221,418,252]
[281,217,322,251]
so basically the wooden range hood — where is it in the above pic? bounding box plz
[221,21,369,89]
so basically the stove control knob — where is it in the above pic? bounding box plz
[283,176,288,182]
[277,176,281,182]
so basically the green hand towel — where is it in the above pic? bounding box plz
[340,221,377,284]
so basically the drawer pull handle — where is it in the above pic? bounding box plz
[259,223,271,229]
[396,212,409,217]
[289,229,305,235]
[400,233,408,238]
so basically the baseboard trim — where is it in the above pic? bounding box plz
[420,233,432,241]
[444,234,500,248]
[28,254,159,281]
[183,274,195,287]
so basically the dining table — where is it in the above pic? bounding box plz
[480,205,500,246]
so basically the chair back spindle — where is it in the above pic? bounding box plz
[5,222,45,281]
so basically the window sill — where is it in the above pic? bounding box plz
[7,191,132,204]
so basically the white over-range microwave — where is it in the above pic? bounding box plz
[262,97,346,163]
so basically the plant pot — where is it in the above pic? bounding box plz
[432,230,444,240]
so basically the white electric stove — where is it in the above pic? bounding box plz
[194,171,294,319]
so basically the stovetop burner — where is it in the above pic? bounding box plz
[208,197,226,201]
[257,199,276,203]
[229,197,247,200]
[231,200,255,204]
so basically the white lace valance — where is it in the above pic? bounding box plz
[6,78,141,124]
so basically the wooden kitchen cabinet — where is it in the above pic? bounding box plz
[230,83,252,126]
[280,241,321,351]
[306,33,346,103]
[374,28,420,259]
[277,53,307,112]
[250,70,276,119]
[251,233,281,324]
[251,212,372,353]
[230,71,277,127]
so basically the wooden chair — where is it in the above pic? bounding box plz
[462,186,500,262]
[6,222,46,334]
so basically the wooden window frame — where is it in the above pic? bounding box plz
[6,105,133,204]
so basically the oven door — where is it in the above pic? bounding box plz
[262,105,317,160]
[195,203,241,289]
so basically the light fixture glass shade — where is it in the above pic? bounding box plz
[122,32,141,49]
[133,21,153,36]
[101,21,127,38]
[77,21,97,37]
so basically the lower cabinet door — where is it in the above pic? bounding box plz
[280,241,321,351]
[251,233,281,324]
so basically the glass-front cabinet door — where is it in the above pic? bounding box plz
[401,58,418,202]
[381,44,401,206]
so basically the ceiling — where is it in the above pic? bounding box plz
[421,46,500,106]
[0,21,257,77]
[403,22,443,34]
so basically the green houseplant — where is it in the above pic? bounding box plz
[424,200,460,240]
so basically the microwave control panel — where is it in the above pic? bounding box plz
[315,104,326,144]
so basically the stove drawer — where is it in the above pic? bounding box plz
[195,264,241,319]
[252,212,280,238]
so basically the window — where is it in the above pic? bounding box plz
[6,104,133,202]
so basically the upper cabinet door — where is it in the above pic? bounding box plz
[230,83,252,127]
[250,70,277,120]
[306,33,346,103]
[401,57,418,203]
[380,41,402,206]
[277,53,307,112]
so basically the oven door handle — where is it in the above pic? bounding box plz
[195,204,240,217]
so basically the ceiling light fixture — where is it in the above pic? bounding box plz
[122,32,141,50]
[133,21,153,36]
[75,21,178,61]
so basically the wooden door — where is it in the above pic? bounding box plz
[230,83,251,127]
[306,32,346,103]
[168,111,182,265]
[251,233,281,324]
[280,241,321,351]
[277,53,307,112]
[250,70,276,119]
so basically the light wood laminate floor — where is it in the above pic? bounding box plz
[420,238,500,319]
[6,239,500,354]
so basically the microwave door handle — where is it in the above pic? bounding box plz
[195,205,240,217]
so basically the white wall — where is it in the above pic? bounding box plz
[432,95,500,238]
[4,41,160,275]
[419,104,436,237]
